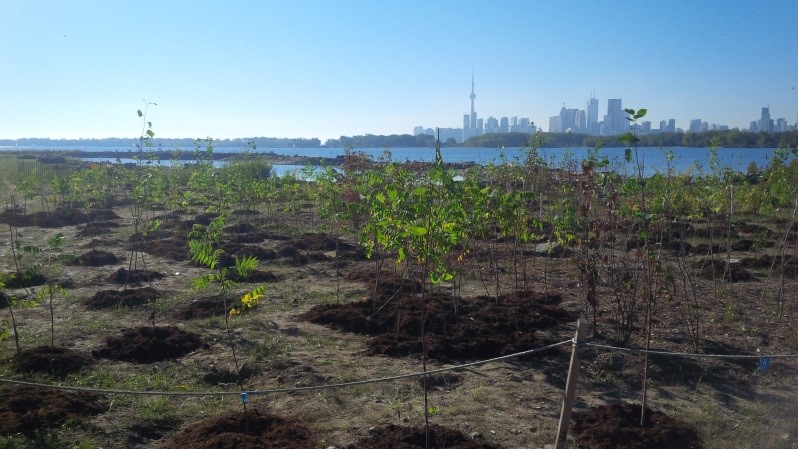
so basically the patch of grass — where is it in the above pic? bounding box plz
[253,336,290,363]
[137,396,178,421]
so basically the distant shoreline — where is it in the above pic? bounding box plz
[0,149,481,170]
[0,148,348,166]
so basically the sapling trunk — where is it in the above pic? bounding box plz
[6,294,22,357]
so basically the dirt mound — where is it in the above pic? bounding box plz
[740,255,798,278]
[73,249,120,266]
[0,209,88,228]
[344,270,422,294]
[2,270,47,288]
[165,409,316,449]
[83,287,162,309]
[572,403,703,449]
[173,294,234,320]
[285,232,357,252]
[344,424,505,449]
[221,243,279,262]
[87,209,122,221]
[695,260,754,282]
[109,267,165,285]
[93,325,203,363]
[12,346,94,377]
[144,235,191,261]
[0,385,105,435]
[302,288,574,363]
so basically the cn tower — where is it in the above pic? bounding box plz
[469,71,476,129]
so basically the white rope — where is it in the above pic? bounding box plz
[583,342,798,359]
[0,339,572,397]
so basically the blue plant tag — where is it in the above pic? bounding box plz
[758,356,771,373]
[240,392,249,404]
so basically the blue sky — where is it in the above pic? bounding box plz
[1,0,797,141]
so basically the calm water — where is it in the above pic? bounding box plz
[3,145,793,177]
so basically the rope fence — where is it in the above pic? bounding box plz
[582,341,798,359]
[2,322,797,448]
[0,339,573,398]
[2,337,795,398]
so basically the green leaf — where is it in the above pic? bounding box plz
[635,108,647,119]
[146,129,155,137]
[624,108,635,115]
[412,187,427,196]
[624,148,632,163]
[137,110,143,117]
[410,226,427,236]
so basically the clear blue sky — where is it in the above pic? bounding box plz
[1,0,797,141]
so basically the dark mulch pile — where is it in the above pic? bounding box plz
[275,233,366,262]
[344,270,422,294]
[92,326,203,363]
[740,255,798,278]
[83,287,162,309]
[0,209,88,228]
[165,409,316,449]
[695,259,754,282]
[572,403,703,449]
[12,346,94,378]
[301,281,574,362]
[87,209,122,221]
[173,294,234,320]
[344,424,505,449]
[2,271,47,289]
[285,232,357,252]
[0,386,105,435]
[128,229,191,261]
[220,243,279,262]
[109,267,165,285]
[73,249,120,266]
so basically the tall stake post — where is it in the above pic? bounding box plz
[555,319,588,449]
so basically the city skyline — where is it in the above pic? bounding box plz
[1,1,797,141]
[414,77,797,143]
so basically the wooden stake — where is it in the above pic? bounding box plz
[555,319,588,449]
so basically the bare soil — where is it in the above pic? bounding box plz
[165,409,316,449]
[92,325,203,363]
[572,403,702,449]
[0,386,105,435]
[0,200,796,448]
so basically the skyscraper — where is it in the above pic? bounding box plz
[759,107,773,132]
[606,99,626,135]
[586,94,599,134]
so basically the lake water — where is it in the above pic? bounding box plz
[2,145,794,177]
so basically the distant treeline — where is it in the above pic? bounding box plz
[323,134,437,148]
[465,130,798,148]
[1,137,322,148]
[5,130,797,150]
